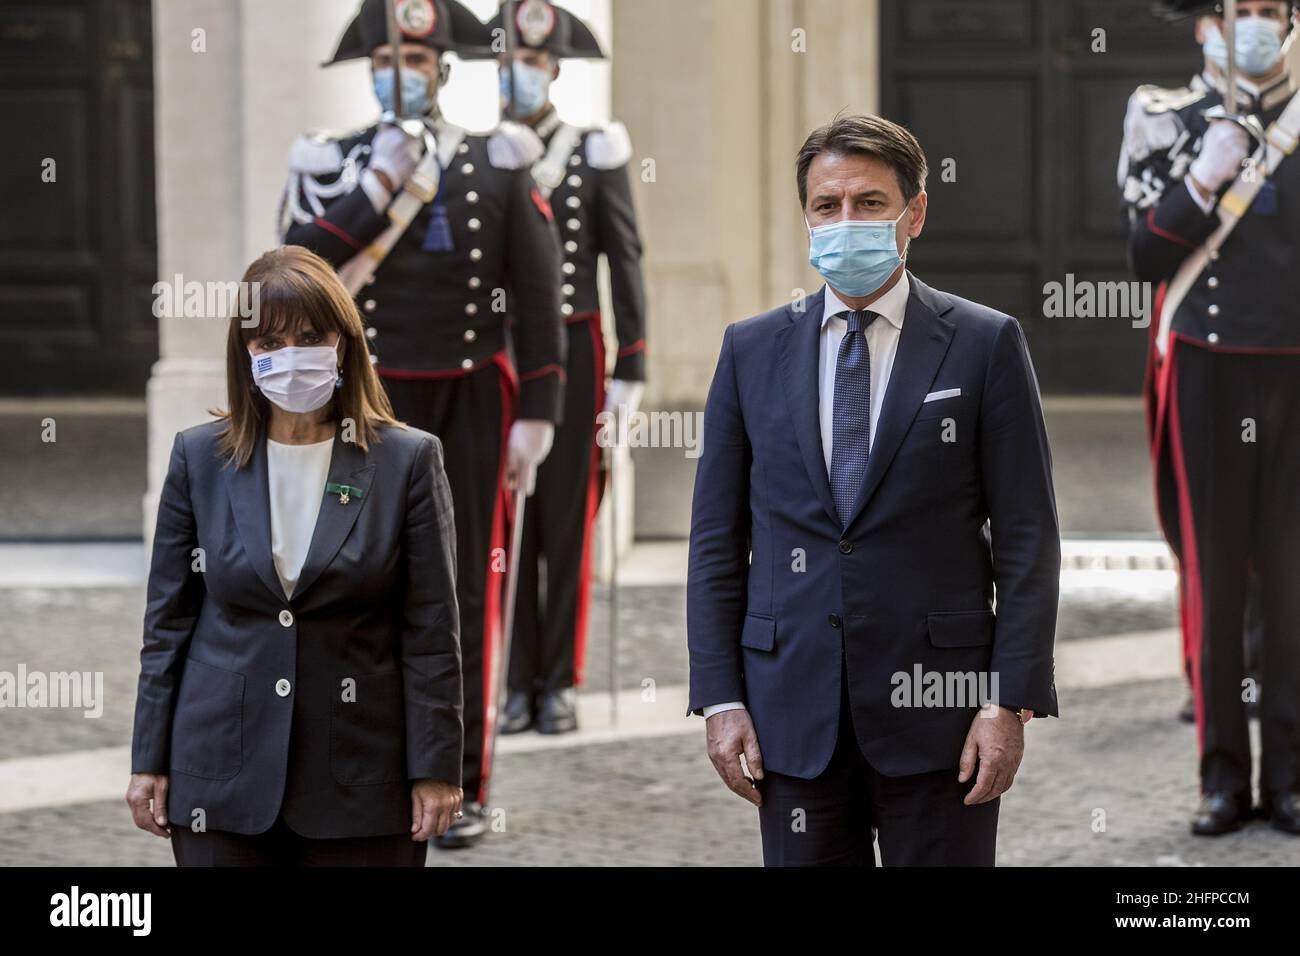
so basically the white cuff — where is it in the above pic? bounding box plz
[360,168,394,214]
[702,701,746,718]
[1185,176,1218,215]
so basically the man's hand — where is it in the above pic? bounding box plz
[369,122,423,194]
[958,705,1025,805]
[411,778,463,841]
[706,709,764,806]
[506,420,555,495]
[1188,119,1251,202]
[126,773,171,838]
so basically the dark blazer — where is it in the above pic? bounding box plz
[687,274,1060,779]
[131,420,462,839]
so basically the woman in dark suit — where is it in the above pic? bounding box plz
[126,246,463,866]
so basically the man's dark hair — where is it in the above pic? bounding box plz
[796,113,929,209]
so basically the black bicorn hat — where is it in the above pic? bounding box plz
[1151,0,1220,19]
[1152,0,1295,21]
[471,0,606,60]
[325,0,494,65]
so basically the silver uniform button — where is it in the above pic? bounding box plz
[468,277,482,289]
[466,190,479,204]
[279,609,294,627]
[566,196,581,209]
[365,327,377,339]
[565,240,578,254]
[561,303,574,317]
[1208,332,1221,344]
[461,358,474,369]
[562,262,576,276]
[363,299,377,313]
[461,163,475,176]
[463,329,477,343]
[569,154,582,166]
[567,174,582,188]
[275,679,291,697]
[468,218,481,231]
[465,303,478,316]
[470,248,483,261]
[1207,276,1219,289]
[1207,304,1220,317]
[457,142,470,155]
[562,284,575,296]
[567,218,581,232]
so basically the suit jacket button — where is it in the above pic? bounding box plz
[838,539,853,554]
[278,609,293,627]
[275,679,291,697]
[828,613,841,628]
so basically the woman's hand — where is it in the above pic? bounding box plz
[126,773,171,838]
[410,779,463,841]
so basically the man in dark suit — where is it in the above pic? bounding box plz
[687,114,1060,866]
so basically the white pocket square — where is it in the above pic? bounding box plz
[923,388,961,403]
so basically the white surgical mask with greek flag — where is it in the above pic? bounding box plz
[250,344,341,414]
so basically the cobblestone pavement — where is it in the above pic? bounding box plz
[3,675,1299,867]
[3,568,1298,867]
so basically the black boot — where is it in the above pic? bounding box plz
[536,688,578,734]
[1261,792,1300,835]
[500,689,534,735]
[1190,792,1252,836]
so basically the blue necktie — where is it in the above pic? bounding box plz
[830,310,876,526]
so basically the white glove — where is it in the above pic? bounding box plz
[506,420,555,496]
[1189,120,1251,196]
[603,379,645,419]
[368,123,423,192]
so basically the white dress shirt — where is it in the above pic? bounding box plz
[267,437,334,600]
[702,274,912,719]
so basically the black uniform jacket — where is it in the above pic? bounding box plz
[535,112,648,380]
[1120,71,1300,350]
[280,116,566,421]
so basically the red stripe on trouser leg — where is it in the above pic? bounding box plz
[1166,344,1206,752]
[572,313,607,687]
[478,352,519,806]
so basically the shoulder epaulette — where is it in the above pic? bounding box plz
[287,124,378,176]
[487,120,545,169]
[584,120,633,170]
[1132,82,1206,115]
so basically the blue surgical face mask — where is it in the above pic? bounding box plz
[500,61,551,118]
[807,205,911,299]
[373,67,433,116]
[1203,18,1287,78]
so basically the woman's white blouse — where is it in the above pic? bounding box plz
[266,437,334,599]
